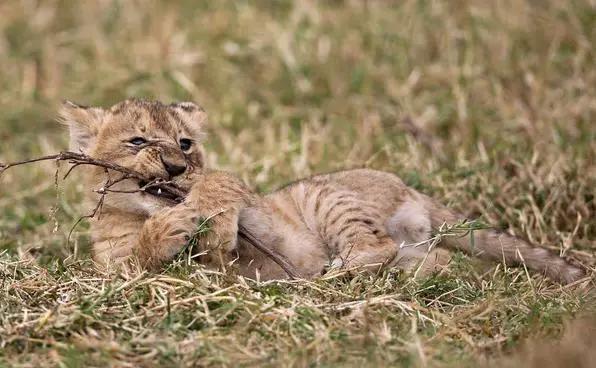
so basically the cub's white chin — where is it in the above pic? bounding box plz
[138,192,175,215]
[92,178,176,216]
[100,192,173,216]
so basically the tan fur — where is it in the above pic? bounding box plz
[60,99,585,284]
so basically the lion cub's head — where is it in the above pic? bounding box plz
[59,98,206,215]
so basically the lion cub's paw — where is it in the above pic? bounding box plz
[199,213,238,251]
[188,211,239,270]
[136,205,197,269]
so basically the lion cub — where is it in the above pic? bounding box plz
[59,98,584,283]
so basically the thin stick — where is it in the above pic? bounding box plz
[0,151,300,279]
[0,151,186,198]
[1,152,136,177]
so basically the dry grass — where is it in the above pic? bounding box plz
[0,0,595,367]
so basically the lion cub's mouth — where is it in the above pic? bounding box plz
[138,180,182,203]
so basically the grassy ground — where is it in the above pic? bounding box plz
[0,1,595,367]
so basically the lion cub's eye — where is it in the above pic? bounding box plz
[129,137,147,146]
[179,138,192,151]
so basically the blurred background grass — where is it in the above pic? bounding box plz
[0,0,594,366]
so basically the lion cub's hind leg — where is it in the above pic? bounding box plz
[385,200,450,275]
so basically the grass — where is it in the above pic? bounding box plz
[0,0,595,366]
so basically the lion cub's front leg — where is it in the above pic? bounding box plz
[135,170,255,270]
[135,204,198,269]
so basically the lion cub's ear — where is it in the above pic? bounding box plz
[59,100,105,153]
[169,101,207,140]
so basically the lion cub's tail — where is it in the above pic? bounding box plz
[422,196,585,284]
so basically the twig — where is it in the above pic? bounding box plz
[0,151,300,279]
[1,152,135,177]
[0,151,186,199]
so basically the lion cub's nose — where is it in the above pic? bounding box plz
[162,158,187,177]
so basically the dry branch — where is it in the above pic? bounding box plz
[0,151,300,279]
